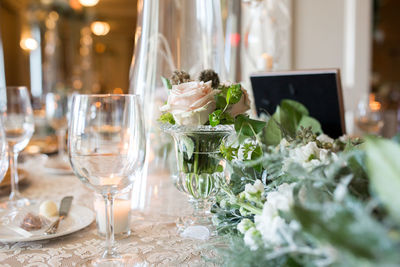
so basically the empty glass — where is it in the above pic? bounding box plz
[1,87,35,208]
[45,92,70,161]
[68,94,146,266]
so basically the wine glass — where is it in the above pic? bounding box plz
[45,92,71,166]
[0,119,9,186]
[68,94,146,266]
[1,87,35,208]
[354,94,384,135]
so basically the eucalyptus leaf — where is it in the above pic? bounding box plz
[365,137,400,223]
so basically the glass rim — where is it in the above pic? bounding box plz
[72,94,141,98]
[160,123,234,134]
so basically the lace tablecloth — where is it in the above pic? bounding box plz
[0,156,218,266]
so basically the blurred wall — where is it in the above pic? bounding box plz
[292,0,372,120]
[0,0,30,87]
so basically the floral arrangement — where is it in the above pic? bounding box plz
[159,69,266,221]
[159,69,252,127]
[210,100,400,266]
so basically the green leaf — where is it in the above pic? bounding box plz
[158,112,175,124]
[281,99,309,116]
[161,76,172,90]
[209,110,222,127]
[250,145,263,172]
[263,107,282,146]
[365,137,400,223]
[216,95,227,109]
[220,142,239,161]
[234,114,266,137]
[227,84,242,105]
[220,112,235,125]
[297,116,323,134]
[218,84,242,107]
[280,100,309,136]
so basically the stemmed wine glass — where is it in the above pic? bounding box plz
[45,92,71,167]
[68,94,146,266]
[0,119,9,187]
[354,94,384,135]
[1,87,35,208]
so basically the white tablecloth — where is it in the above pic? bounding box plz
[0,156,217,266]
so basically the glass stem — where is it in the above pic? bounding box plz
[9,150,20,201]
[192,199,212,224]
[57,129,66,160]
[102,193,117,258]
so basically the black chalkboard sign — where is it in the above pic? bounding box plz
[250,69,345,138]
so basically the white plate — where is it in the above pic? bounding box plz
[0,205,95,242]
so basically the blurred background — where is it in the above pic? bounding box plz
[0,0,399,137]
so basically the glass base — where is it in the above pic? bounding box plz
[96,229,132,240]
[176,211,216,240]
[77,254,147,267]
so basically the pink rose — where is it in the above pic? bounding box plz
[228,87,251,117]
[160,81,218,126]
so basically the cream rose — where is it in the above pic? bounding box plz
[228,87,251,118]
[160,81,218,126]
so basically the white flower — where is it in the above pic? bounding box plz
[291,142,319,163]
[317,134,334,144]
[244,179,264,194]
[237,218,254,234]
[253,183,296,246]
[243,227,261,251]
[160,81,218,126]
[280,138,290,147]
[255,208,287,246]
[284,141,338,171]
[339,135,351,143]
[266,183,295,212]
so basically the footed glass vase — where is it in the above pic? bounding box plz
[163,124,233,236]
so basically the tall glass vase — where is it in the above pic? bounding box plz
[129,0,226,171]
[129,0,226,213]
[224,0,291,114]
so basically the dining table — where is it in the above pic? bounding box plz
[0,155,217,266]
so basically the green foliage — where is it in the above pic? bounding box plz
[161,76,172,90]
[225,84,242,105]
[158,112,175,124]
[293,198,396,262]
[209,110,223,127]
[209,110,235,127]
[263,99,322,146]
[365,137,400,223]
[212,128,400,266]
[235,114,266,137]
